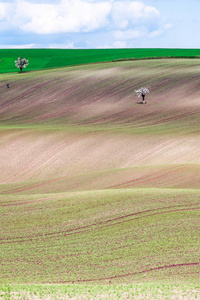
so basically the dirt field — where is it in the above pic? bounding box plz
[1,59,200,191]
[0,59,200,284]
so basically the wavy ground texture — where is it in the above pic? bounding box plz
[0,59,200,284]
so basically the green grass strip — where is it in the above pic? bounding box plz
[1,48,200,73]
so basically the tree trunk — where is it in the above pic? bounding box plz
[20,67,22,72]
[142,94,145,104]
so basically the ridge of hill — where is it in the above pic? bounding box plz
[1,58,200,133]
[1,48,200,73]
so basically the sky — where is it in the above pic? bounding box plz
[0,0,200,49]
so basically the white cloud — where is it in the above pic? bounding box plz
[0,2,15,29]
[148,29,163,38]
[18,0,112,34]
[0,43,35,48]
[111,1,160,28]
[0,0,161,34]
[164,23,173,29]
[114,29,144,40]
[97,40,128,48]
[0,0,166,48]
[49,41,75,48]
[113,40,128,48]
[0,2,7,20]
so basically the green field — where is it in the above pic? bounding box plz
[0,56,200,299]
[1,48,200,73]
[0,282,200,299]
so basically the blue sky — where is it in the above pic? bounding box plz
[0,0,199,49]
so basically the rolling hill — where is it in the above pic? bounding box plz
[1,48,200,73]
[0,58,199,291]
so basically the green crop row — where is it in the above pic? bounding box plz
[1,189,199,284]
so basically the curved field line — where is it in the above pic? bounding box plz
[122,140,175,168]
[43,75,109,107]
[0,81,54,111]
[87,206,200,237]
[1,176,68,194]
[2,139,74,184]
[133,138,187,166]
[95,71,167,101]
[122,137,187,169]
[1,204,199,244]
[3,132,95,184]
[52,262,200,283]
[110,165,186,189]
[3,140,73,183]
[151,109,200,126]
[0,77,84,110]
[123,166,187,187]
[0,197,52,207]
[27,109,72,122]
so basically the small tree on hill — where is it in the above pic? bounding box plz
[135,87,149,103]
[15,57,29,72]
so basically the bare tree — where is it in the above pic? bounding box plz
[135,87,149,104]
[15,57,29,72]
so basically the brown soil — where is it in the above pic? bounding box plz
[1,59,200,192]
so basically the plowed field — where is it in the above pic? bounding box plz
[0,59,199,286]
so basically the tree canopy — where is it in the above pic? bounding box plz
[134,87,149,98]
[15,57,29,72]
